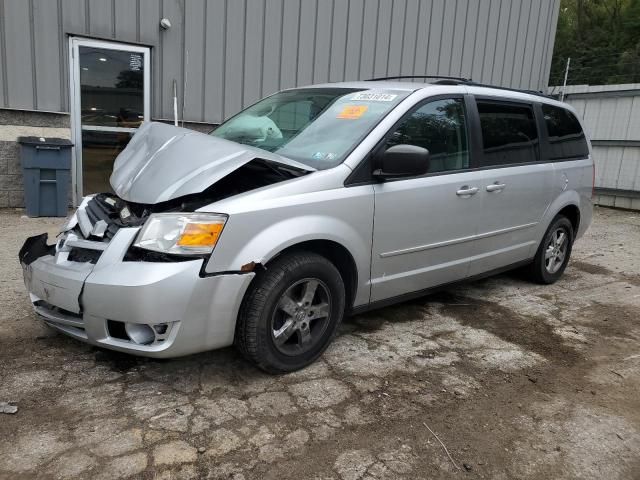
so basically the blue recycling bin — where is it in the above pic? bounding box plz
[18,137,73,217]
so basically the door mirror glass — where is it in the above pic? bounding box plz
[373,144,430,179]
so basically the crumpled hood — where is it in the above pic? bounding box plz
[110,121,312,204]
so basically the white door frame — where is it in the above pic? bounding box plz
[68,37,151,205]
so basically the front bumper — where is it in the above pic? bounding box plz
[19,228,254,358]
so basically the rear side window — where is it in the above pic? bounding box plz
[477,101,539,166]
[541,104,589,160]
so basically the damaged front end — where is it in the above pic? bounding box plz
[18,122,311,357]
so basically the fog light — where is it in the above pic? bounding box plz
[153,323,168,335]
[125,323,155,345]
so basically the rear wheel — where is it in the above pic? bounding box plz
[526,215,574,284]
[235,251,345,373]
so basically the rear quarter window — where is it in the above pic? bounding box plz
[542,104,589,160]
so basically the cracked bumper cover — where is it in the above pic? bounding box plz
[19,229,254,358]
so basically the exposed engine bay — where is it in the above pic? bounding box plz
[20,122,313,269]
[29,158,307,266]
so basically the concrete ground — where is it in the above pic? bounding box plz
[0,207,639,480]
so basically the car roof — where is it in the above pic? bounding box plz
[298,80,570,110]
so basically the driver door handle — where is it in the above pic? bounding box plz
[456,186,479,196]
[486,183,506,192]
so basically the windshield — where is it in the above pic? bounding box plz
[210,88,410,169]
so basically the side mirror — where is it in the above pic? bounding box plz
[372,144,430,180]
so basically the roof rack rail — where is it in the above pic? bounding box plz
[366,75,472,82]
[365,75,554,99]
[465,81,553,99]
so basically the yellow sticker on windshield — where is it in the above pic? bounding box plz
[337,105,368,119]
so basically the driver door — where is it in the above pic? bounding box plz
[370,97,484,302]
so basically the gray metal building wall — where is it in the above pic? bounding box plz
[559,84,640,210]
[0,0,560,125]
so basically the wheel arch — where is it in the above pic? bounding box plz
[263,239,359,311]
[537,189,582,247]
[556,204,581,236]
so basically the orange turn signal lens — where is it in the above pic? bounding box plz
[177,222,224,248]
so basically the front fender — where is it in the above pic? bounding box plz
[203,192,375,306]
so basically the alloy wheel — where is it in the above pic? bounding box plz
[545,227,569,274]
[271,278,332,356]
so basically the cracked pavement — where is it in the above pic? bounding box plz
[1,207,639,479]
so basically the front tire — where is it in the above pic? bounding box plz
[526,215,574,284]
[235,251,346,373]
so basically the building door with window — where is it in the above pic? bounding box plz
[69,38,150,203]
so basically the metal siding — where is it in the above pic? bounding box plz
[328,0,347,82]
[460,0,477,79]
[358,0,379,80]
[3,0,35,109]
[311,0,331,84]
[114,0,139,42]
[386,0,405,77]
[88,0,114,39]
[0,0,6,107]
[372,0,392,78]
[541,0,560,89]
[344,0,364,81]
[223,0,245,115]
[33,0,63,111]
[280,0,299,89]
[628,96,640,141]
[244,0,265,105]
[617,147,640,191]
[1,0,561,118]
[500,0,518,86]
[203,0,226,124]
[511,0,532,87]
[426,0,444,76]
[399,0,418,77]
[184,0,206,122]
[450,0,467,77]
[475,0,493,83]
[413,0,432,76]
[261,0,283,95]
[520,1,538,89]
[138,0,161,117]
[160,0,184,119]
[438,0,456,74]
[297,0,316,86]
[484,0,502,84]
[62,0,87,34]
[610,98,633,140]
[529,0,549,90]
[563,87,640,197]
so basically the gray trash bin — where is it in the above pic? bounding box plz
[18,137,73,217]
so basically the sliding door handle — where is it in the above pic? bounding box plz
[486,183,506,192]
[456,186,479,196]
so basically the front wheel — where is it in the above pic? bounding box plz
[525,215,574,284]
[235,251,346,373]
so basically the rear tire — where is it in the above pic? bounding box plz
[525,215,574,284]
[235,251,345,373]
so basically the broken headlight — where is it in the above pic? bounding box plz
[133,213,227,255]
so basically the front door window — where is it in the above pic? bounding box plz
[70,38,150,201]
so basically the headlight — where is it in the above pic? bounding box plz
[133,213,227,255]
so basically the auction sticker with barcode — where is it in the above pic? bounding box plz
[351,92,398,102]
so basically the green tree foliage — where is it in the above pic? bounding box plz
[550,0,640,85]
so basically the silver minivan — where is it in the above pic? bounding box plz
[20,80,593,372]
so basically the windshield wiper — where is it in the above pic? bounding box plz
[260,160,306,179]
